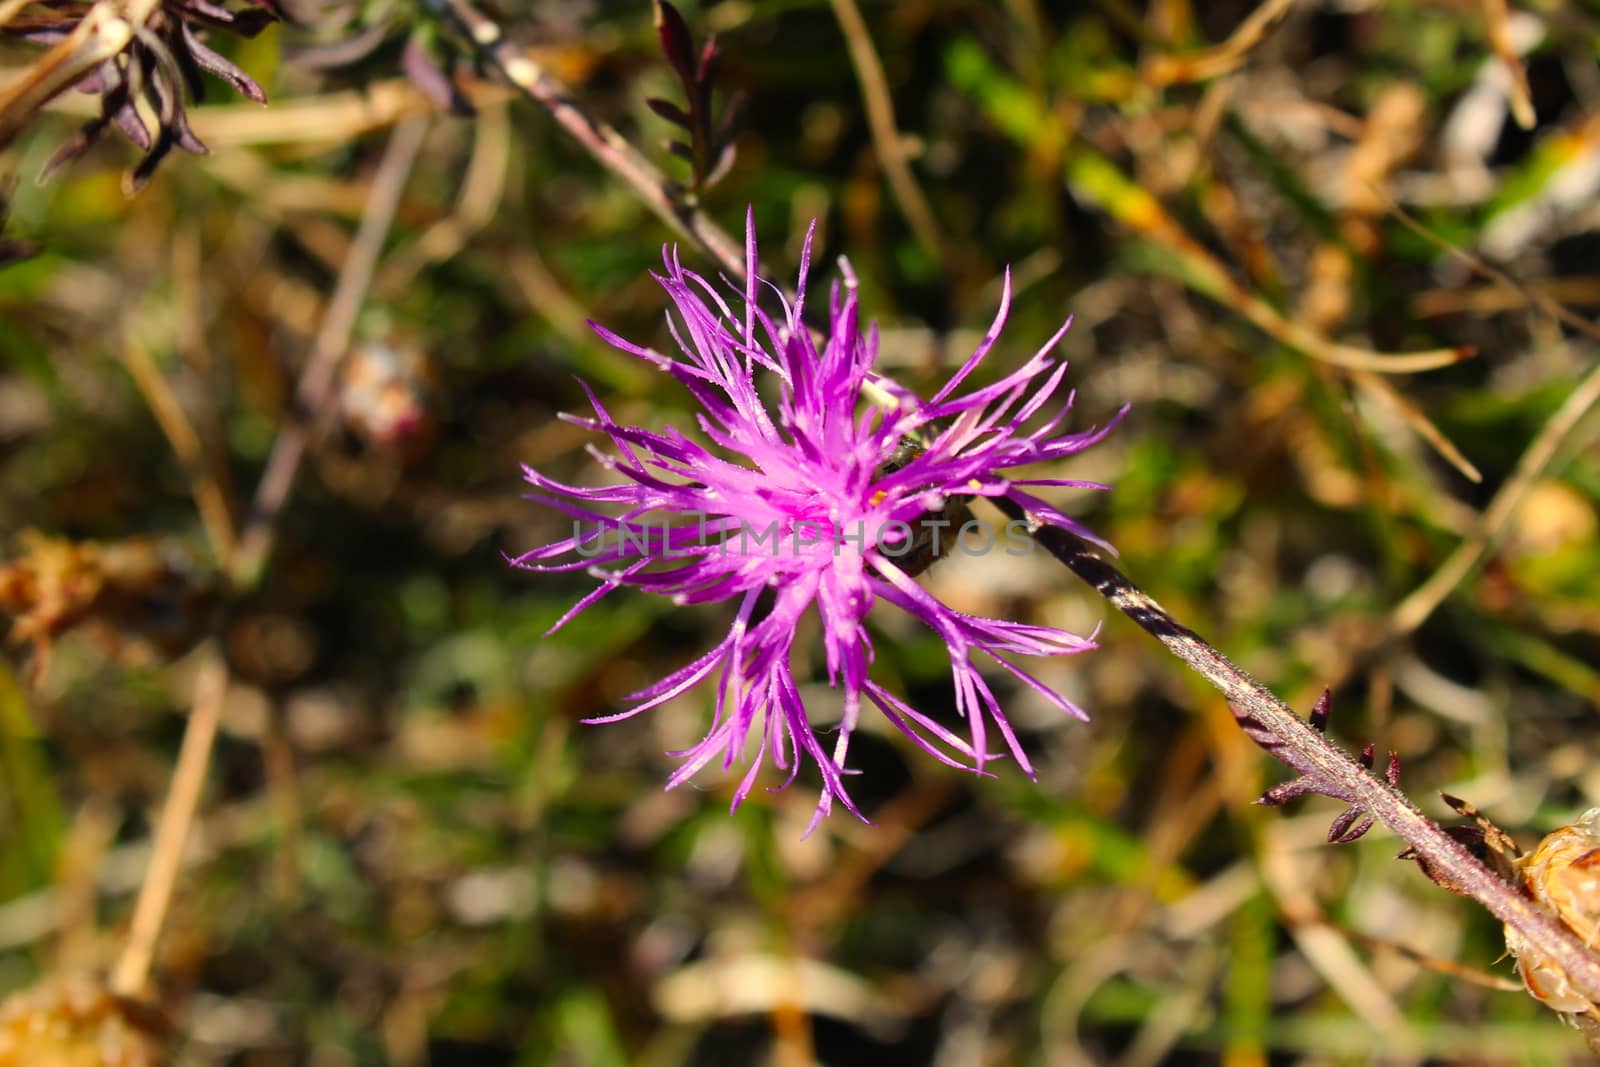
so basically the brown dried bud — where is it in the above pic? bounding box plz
[0,976,167,1067]
[1506,808,1600,1015]
[0,531,213,681]
[338,339,439,464]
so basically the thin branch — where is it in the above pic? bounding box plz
[433,0,745,281]
[827,0,946,263]
[119,336,238,563]
[1379,197,1600,635]
[1385,193,1600,343]
[108,118,426,998]
[1482,0,1535,130]
[109,646,227,997]
[988,495,1600,1006]
[1141,0,1298,85]
[230,115,428,591]
[1389,353,1600,635]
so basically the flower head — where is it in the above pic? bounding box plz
[515,210,1123,829]
[4,0,277,190]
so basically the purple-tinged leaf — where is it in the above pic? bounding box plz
[1257,775,1321,807]
[653,0,695,86]
[39,125,93,179]
[126,132,178,193]
[182,23,267,104]
[172,104,208,155]
[1327,806,1376,844]
[1309,688,1331,732]
[111,97,152,151]
[647,97,692,128]
[1237,688,1404,845]
[703,142,736,188]
[718,89,746,137]
[695,34,719,88]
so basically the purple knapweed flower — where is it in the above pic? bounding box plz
[514,210,1123,829]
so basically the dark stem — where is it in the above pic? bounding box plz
[989,495,1600,1004]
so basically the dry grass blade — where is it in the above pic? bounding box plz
[1258,823,1415,1044]
[1386,194,1600,343]
[1338,925,1525,992]
[1482,0,1535,130]
[1352,369,1483,483]
[1067,148,1473,373]
[0,0,34,29]
[182,79,511,148]
[1142,0,1298,86]
[108,647,228,997]
[230,116,429,590]
[1379,197,1600,633]
[828,0,945,264]
[1390,354,1600,635]
[107,119,427,1000]
[1412,277,1600,317]
[119,337,238,562]
[375,99,511,294]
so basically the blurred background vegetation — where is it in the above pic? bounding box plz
[3,0,1600,1063]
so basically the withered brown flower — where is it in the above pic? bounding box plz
[1509,808,1600,1016]
[3,0,277,190]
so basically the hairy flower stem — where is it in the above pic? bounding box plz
[990,496,1600,1003]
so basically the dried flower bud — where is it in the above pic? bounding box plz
[0,531,213,680]
[1506,808,1600,1015]
[338,339,439,463]
[0,976,167,1067]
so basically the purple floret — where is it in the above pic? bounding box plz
[513,209,1124,830]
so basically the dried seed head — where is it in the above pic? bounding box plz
[1506,807,1600,1015]
[338,339,439,463]
[0,531,213,681]
[0,976,167,1067]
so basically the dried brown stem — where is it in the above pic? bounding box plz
[827,0,946,263]
[230,115,427,591]
[1482,0,1535,130]
[1141,0,1297,85]
[1388,354,1600,636]
[119,337,237,563]
[989,496,1600,1006]
[1378,198,1600,636]
[109,118,426,998]
[109,647,227,997]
